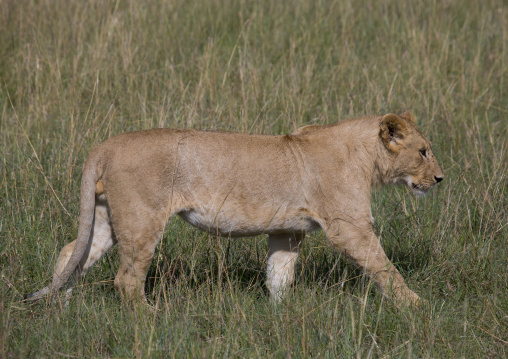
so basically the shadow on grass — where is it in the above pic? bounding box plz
[142,226,433,301]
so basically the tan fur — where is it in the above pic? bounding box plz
[26,111,444,306]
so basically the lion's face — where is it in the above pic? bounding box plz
[380,112,444,196]
[393,133,444,196]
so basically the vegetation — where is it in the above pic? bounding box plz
[1,0,506,357]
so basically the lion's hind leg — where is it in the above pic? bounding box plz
[112,210,167,304]
[266,233,304,302]
[25,200,115,303]
[53,201,115,302]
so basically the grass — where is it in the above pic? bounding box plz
[1,0,507,357]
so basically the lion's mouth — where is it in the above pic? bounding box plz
[411,183,430,197]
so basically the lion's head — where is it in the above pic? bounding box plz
[379,111,444,196]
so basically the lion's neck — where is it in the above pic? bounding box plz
[372,138,397,187]
[332,116,395,188]
[326,117,387,188]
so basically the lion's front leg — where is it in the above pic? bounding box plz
[266,232,304,302]
[326,221,421,306]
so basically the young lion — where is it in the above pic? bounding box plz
[26,111,444,306]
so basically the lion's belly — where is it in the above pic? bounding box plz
[177,207,320,237]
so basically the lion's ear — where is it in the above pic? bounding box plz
[400,110,416,123]
[380,113,410,152]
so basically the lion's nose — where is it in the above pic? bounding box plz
[434,176,444,183]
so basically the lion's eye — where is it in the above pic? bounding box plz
[420,149,427,158]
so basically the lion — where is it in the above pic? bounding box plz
[25,111,444,306]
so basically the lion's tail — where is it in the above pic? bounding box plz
[49,151,102,296]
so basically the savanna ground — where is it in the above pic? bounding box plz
[0,0,507,357]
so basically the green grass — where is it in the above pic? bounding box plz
[1,0,507,357]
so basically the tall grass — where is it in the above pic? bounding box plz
[1,0,506,357]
